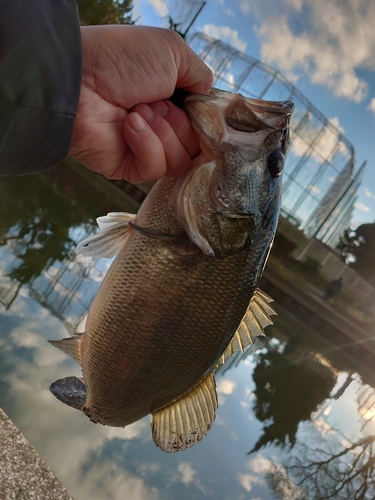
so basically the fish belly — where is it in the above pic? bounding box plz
[81,231,257,426]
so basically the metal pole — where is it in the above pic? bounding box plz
[182,1,206,38]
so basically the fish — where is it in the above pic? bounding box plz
[49,89,294,453]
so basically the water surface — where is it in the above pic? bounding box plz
[1,161,374,499]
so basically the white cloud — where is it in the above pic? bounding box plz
[286,0,303,10]
[308,185,321,195]
[178,462,196,485]
[247,455,273,474]
[238,473,262,492]
[364,188,375,199]
[368,98,375,117]
[104,419,149,440]
[289,110,347,164]
[202,24,247,52]
[245,0,375,102]
[241,0,303,12]
[239,454,306,499]
[239,0,253,16]
[238,455,273,492]
[329,116,345,134]
[216,0,235,17]
[72,461,160,500]
[290,135,309,158]
[355,202,371,212]
[175,462,206,494]
[217,378,238,395]
[147,0,168,17]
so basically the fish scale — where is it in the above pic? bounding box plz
[80,233,257,423]
[49,89,294,452]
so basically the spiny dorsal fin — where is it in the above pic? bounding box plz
[151,372,218,453]
[76,212,136,259]
[217,289,276,366]
[48,334,84,364]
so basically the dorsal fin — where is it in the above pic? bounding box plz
[151,372,218,453]
[48,334,84,365]
[217,289,276,366]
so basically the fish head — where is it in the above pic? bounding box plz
[176,89,294,256]
[185,89,293,217]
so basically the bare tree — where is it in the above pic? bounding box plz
[266,426,375,500]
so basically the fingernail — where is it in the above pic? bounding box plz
[150,100,169,117]
[140,106,155,123]
[129,113,146,132]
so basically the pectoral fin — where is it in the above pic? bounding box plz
[217,289,276,366]
[50,376,87,410]
[151,372,218,453]
[76,212,136,258]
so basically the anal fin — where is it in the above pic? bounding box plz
[217,289,277,366]
[151,372,218,453]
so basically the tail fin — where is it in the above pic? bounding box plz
[50,376,87,410]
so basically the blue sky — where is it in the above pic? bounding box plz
[133,0,375,229]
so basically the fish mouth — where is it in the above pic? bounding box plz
[186,88,294,110]
[184,89,294,134]
[184,87,295,115]
[210,88,294,113]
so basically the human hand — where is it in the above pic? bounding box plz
[69,25,213,183]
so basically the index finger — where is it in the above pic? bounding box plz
[169,32,214,94]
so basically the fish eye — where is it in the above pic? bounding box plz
[267,150,284,178]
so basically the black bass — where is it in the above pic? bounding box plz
[49,89,294,452]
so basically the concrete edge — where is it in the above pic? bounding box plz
[0,408,73,500]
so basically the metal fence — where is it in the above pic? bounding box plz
[188,32,363,247]
[164,0,206,38]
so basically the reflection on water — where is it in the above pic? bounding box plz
[1,160,375,499]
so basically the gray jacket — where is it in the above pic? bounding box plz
[0,0,82,175]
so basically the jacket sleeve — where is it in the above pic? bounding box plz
[0,0,82,175]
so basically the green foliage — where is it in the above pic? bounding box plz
[336,227,361,263]
[298,257,320,275]
[249,346,336,453]
[350,223,375,280]
[0,159,125,288]
[337,223,375,285]
[271,233,297,258]
[77,0,133,25]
